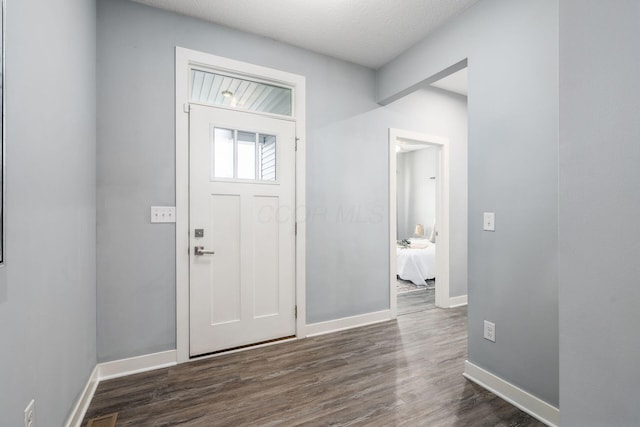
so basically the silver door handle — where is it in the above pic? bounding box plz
[194,246,215,256]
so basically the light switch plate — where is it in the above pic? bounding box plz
[483,212,495,231]
[151,206,176,223]
[24,399,35,427]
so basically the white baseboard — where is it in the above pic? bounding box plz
[66,350,178,426]
[463,361,559,427]
[65,365,99,427]
[447,294,468,308]
[98,349,177,381]
[305,310,392,337]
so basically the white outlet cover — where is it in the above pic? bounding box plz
[483,212,495,231]
[484,320,496,342]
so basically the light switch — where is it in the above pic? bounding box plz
[483,212,495,231]
[151,206,176,223]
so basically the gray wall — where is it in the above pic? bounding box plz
[97,0,469,361]
[397,148,437,240]
[0,0,97,425]
[559,1,640,425]
[379,0,559,406]
[96,0,381,360]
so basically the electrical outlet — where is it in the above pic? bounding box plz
[484,320,496,342]
[24,399,35,427]
[151,206,176,223]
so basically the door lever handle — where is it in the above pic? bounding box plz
[194,246,215,256]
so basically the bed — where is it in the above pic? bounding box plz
[396,239,436,286]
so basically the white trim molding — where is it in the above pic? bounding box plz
[98,350,177,381]
[65,366,99,427]
[305,310,392,337]
[66,351,178,426]
[447,294,468,308]
[175,47,307,362]
[463,361,559,427]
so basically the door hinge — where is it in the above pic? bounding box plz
[183,103,190,113]
[295,305,298,318]
[295,137,299,151]
[295,222,298,235]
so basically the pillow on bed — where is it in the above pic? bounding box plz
[408,237,429,244]
[408,238,431,249]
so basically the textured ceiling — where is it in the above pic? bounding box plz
[131,0,480,69]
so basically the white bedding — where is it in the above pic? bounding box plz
[396,241,436,286]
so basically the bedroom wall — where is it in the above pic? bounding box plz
[97,0,470,362]
[396,148,437,240]
[559,1,640,424]
[0,0,97,425]
[378,0,559,406]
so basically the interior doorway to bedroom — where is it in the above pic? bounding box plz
[395,142,439,315]
[389,129,450,316]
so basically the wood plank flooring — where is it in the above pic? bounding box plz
[397,288,435,315]
[83,307,543,426]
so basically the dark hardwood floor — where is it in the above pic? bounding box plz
[83,307,543,426]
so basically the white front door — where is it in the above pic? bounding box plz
[189,104,296,356]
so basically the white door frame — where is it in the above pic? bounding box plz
[389,128,451,313]
[175,47,307,363]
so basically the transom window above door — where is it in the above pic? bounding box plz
[191,69,292,117]
[212,128,277,182]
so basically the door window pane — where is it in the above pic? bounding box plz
[237,131,256,180]
[210,128,277,182]
[213,128,234,179]
[259,134,277,181]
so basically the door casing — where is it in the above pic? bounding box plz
[175,47,307,363]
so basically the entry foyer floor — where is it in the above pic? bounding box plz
[83,307,543,426]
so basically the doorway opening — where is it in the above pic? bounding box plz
[395,141,439,315]
[389,129,450,317]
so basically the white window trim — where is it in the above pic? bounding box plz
[175,47,307,363]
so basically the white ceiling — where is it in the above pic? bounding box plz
[431,68,468,96]
[131,0,480,69]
